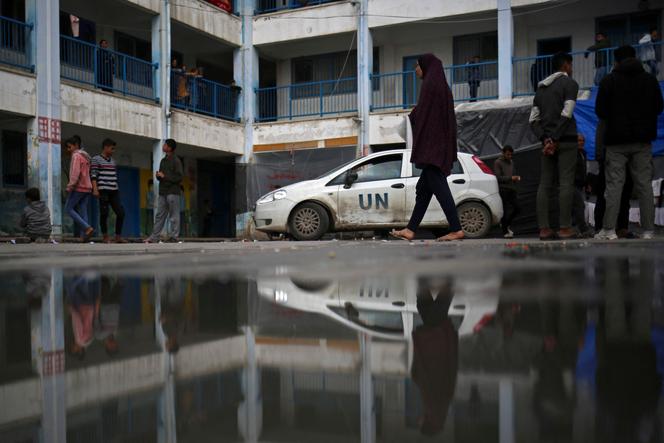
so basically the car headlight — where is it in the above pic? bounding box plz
[257,189,287,205]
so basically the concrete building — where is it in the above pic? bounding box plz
[0,0,662,238]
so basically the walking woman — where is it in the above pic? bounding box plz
[391,54,464,241]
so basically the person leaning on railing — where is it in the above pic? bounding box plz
[639,28,660,77]
[585,32,612,86]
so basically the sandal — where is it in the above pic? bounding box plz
[389,229,414,241]
[436,231,465,242]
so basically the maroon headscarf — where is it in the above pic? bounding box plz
[409,53,458,176]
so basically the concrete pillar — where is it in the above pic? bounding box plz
[154,276,178,443]
[497,0,513,100]
[26,0,62,237]
[234,0,258,163]
[239,326,262,442]
[359,333,375,443]
[37,270,65,443]
[233,0,259,237]
[152,0,172,206]
[499,378,515,443]
[356,0,372,156]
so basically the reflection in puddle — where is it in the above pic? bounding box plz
[0,250,663,442]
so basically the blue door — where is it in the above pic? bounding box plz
[117,166,140,237]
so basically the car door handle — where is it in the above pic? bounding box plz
[452,179,466,184]
[391,183,405,189]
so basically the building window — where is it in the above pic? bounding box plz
[293,59,314,83]
[452,31,498,83]
[115,32,151,62]
[291,47,379,97]
[2,131,27,187]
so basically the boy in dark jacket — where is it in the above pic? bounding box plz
[145,139,183,243]
[529,52,579,240]
[594,45,664,240]
[20,187,52,242]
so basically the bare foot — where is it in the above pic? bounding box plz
[437,230,465,242]
[390,228,415,241]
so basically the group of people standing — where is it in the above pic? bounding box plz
[21,136,185,243]
[527,47,662,240]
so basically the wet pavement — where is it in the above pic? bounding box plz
[0,239,663,442]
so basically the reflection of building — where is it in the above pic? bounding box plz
[1,261,662,443]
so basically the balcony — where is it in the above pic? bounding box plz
[60,36,158,101]
[514,41,664,96]
[0,15,32,71]
[371,61,499,111]
[171,70,240,122]
[255,0,341,14]
[255,77,357,122]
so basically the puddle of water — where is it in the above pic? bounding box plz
[1,245,663,442]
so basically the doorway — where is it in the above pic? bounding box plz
[197,159,235,238]
[537,37,572,56]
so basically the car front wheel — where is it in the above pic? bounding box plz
[289,202,330,241]
[457,201,491,239]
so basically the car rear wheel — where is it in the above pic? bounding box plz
[289,202,330,241]
[457,201,491,239]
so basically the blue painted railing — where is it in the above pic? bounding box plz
[60,35,158,101]
[0,15,32,71]
[256,0,341,14]
[171,71,240,122]
[513,41,664,96]
[255,77,357,122]
[371,61,499,111]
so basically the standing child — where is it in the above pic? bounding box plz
[65,136,94,241]
[20,187,52,242]
[91,138,126,243]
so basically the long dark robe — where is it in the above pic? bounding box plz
[409,53,458,176]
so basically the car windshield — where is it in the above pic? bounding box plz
[315,158,359,180]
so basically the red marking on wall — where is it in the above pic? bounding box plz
[42,350,65,376]
[37,117,62,144]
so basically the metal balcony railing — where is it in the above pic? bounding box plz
[371,61,499,111]
[256,0,341,14]
[513,41,664,96]
[60,35,158,101]
[0,15,32,71]
[255,77,357,122]
[171,71,240,122]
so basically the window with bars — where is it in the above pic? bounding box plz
[452,31,498,83]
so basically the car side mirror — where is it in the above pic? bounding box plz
[344,172,359,189]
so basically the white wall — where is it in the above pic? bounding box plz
[254,1,357,45]
[0,70,35,117]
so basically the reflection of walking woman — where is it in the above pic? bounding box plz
[411,277,458,437]
[391,54,464,241]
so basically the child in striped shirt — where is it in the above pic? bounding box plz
[91,139,127,243]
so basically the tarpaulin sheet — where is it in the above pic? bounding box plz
[246,147,357,210]
[575,83,664,160]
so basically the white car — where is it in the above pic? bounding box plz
[257,274,501,341]
[254,149,503,240]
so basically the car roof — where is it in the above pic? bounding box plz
[369,149,472,158]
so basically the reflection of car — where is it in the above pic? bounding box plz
[254,149,502,240]
[257,275,500,341]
